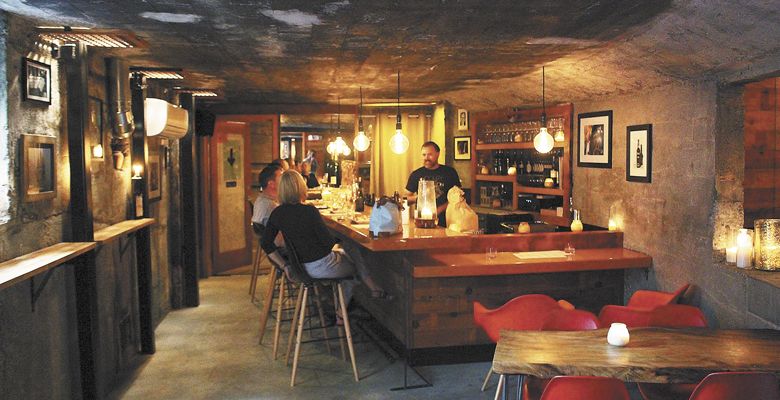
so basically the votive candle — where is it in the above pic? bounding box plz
[607,323,630,346]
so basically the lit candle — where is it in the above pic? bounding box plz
[726,246,737,263]
[608,219,618,231]
[420,207,433,220]
[607,323,630,346]
[736,228,753,269]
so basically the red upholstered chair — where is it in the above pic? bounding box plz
[521,309,601,400]
[637,304,708,400]
[626,283,690,310]
[473,294,562,391]
[688,372,780,400]
[598,305,654,328]
[539,376,630,400]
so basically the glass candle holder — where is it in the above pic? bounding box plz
[754,219,780,271]
[415,179,438,228]
[607,323,630,346]
[570,209,583,232]
[736,228,753,269]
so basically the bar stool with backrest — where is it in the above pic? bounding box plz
[687,372,780,400]
[283,233,358,387]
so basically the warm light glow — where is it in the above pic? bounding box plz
[420,207,433,220]
[132,164,143,179]
[534,127,554,153]
[144,98,189,138]
[726,247,737,263]
[607,323,630,346]
[327,136,351,157]
[736,228,753,269]
[554,129,565,142]
[608,219,618,231]
[389,129,409,154]
[91,144,103,158]
[353,130,370,151]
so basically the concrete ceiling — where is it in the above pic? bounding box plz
[3,1,780,111]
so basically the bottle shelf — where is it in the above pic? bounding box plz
[514,185,564,196]
[476,174,515,183]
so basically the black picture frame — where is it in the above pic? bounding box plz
[457,109,468,131]
[147,138,162,201]
[22,58,51,104]
[454,136,471,160]
[626,124,652,183]
[577,110,613,168]
[21,134,57,202]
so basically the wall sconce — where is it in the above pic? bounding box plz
[132,163,143,180]
[754,219,780,271]
[91,143,104,159]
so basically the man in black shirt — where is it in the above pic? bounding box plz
[405,141,461,227]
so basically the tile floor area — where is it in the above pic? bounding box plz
[112,275,500,400]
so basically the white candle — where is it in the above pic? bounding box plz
[608,219,618,231]
[726,247,737,263]
[607,323,630,346]
[420,207,433,220]
[330,176,337,185]
[736,229,753,269]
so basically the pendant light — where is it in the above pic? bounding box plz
[533,66,554,154]
[389,70,409,154]
[353,87,371,151]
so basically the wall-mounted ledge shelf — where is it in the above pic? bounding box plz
[94,218,155,244]
[0,242,96,291]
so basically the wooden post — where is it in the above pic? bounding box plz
[63,41,99,400]
[179,93,200,307]
[130,72,155,354]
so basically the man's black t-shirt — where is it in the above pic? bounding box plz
[405,165,461,225]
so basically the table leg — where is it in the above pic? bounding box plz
[516,375,525,400]
[494,374,506,400]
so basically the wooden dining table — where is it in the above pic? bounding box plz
[491,327,780,400]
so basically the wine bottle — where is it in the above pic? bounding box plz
[355,187,364,212]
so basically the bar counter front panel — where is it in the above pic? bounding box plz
[321,211,652,354]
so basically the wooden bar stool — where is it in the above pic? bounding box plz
[249,222,267,302]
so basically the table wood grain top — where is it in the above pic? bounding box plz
[0,242,96,291]
[93,218,155,244]
[492,327,780,383]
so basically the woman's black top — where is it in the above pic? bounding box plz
[306,173,319,189]
[261,203,336,263]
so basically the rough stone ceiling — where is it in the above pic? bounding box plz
[2,0,780,110]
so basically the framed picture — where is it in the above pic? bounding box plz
[626,124,652,183]
[21,134,56,202]
[147,139,162,201]
[454,136,471,160]
[88,97,104,160]
[577,110,613,168]
[22,58,51,104]
[457,109,469,131]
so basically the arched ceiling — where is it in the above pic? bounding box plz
[3,0,780,110]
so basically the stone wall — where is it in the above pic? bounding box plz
[573,80,780,329]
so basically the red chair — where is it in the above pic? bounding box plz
[473,294,562,391]
[539,376,630,400]
[637,304,708,400]
[521,309,601,399]
[598,305,654,328]
[688,372,780,400]
[626,283,690,310]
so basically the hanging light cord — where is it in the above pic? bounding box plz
[542,65,547,126]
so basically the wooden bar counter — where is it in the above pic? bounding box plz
[320,210,652,361]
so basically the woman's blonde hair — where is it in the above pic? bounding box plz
[277,170,308,205]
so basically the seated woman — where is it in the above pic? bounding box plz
[260,170,388,316]
[300,161,319,189]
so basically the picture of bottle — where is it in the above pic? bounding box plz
[636,139,643,168]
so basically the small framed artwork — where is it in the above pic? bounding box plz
[626,124,652,183]
[88,97,104,160]
[22,58,51,104]
[21,134,56,202]
[454,136,471,160]
[457,109,469,131]
[147,139,162,201]
[577,110,613,168]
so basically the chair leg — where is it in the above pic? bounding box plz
[249,243,263,298]
[250,251,268,302]
[494,374,505,400]
[312,285,332,354]
[286,283,305,365]
[332,284,346,361]
[290,286,309,387]
[481,367,493,391]
[272,274,286,360]
[258,267,278,344]
[337,283,359,382]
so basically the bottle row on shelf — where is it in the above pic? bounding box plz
[478,148,563,188]
[478,183,513,209]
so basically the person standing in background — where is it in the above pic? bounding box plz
[404,141,461,227]
[303,150,319,176]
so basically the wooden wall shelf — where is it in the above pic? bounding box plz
[94,218,155,244]
[0,242,96,291]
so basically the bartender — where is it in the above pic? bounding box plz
[405,141,461,227]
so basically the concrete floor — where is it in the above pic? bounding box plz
[112,275,501,400]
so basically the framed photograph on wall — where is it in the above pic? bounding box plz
[147,139,162,201]
[21,134,56,202]
[454,136,471,160]
[22,58,51,104]
[626,124,652,183]
[457,109,469,131]
[577,110,613,168]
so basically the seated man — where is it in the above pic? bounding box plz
[252,164,285,253]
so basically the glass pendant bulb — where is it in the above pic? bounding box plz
[389,70,409,154]
[534,126,554,153]
[354,129,370,152]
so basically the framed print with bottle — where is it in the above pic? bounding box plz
[626,124,652,183]
[454,136,471,160]
[577,110,612,168]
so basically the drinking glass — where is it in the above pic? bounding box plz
[564,242,576,256]
[486,247,498,261]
